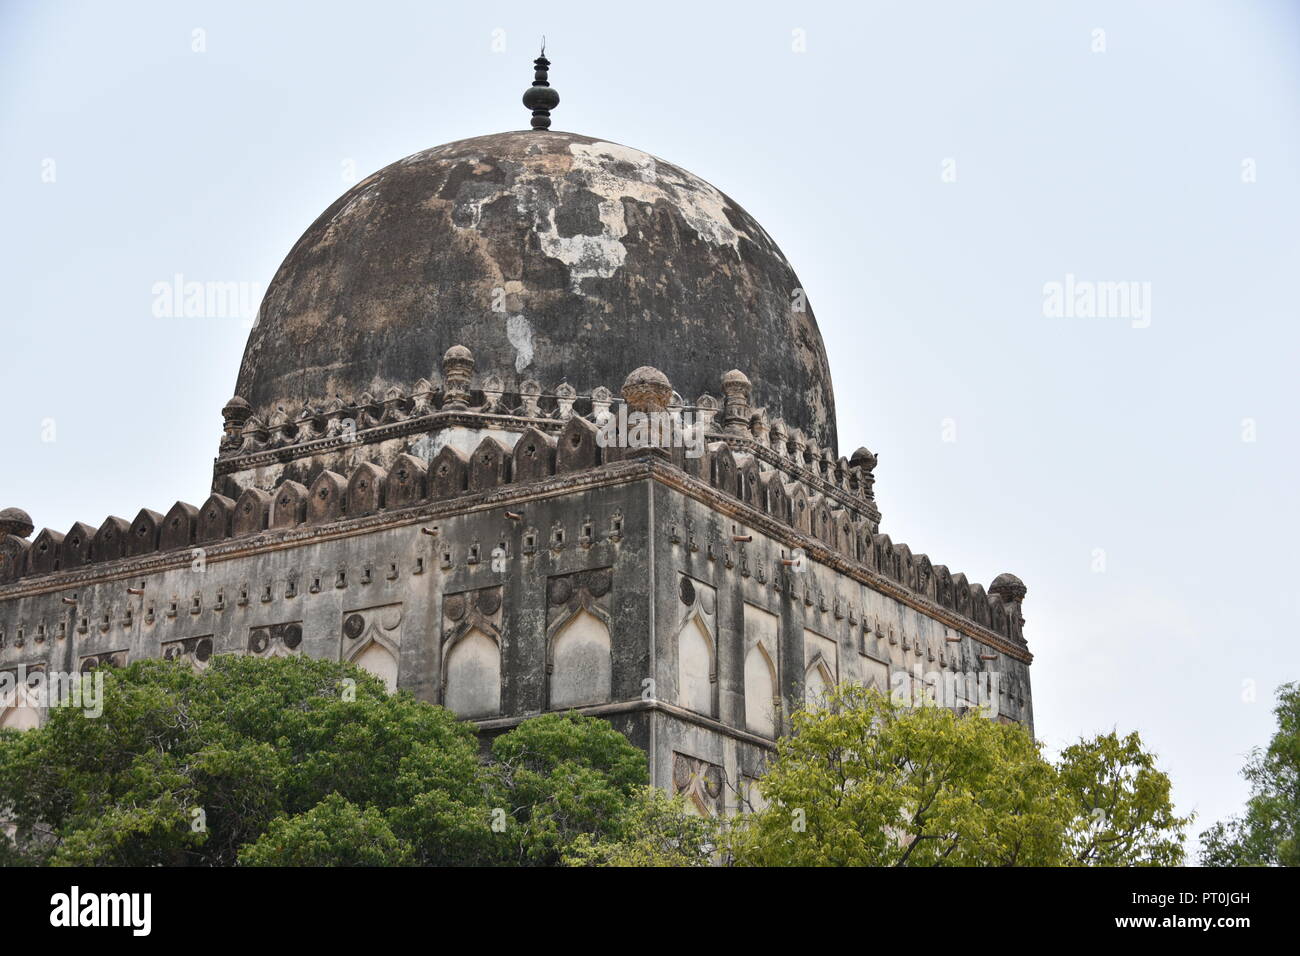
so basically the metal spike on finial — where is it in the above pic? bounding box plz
[522,40,559,131]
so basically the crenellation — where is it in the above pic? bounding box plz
[91,516,130,565]
[270,481,308,530]
[197,493,235,543]
[28,529,63,575]
[60,522,96,571]
[232,488,270,536]
[384,453,427,509]
[306,470,348,525]
[511,427,555,484]
[469,435,511,491]
[159,502,199,552]
[237,415,269,455]
[125,509,163,558]
[556,415,599,473]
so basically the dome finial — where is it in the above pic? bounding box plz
[522,43,559,131]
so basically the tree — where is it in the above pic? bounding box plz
[488,711,649,865]
[725,685,1187,866]
[0,660,672,867]
[1,659,1195,868]
[1059,731,1190,866]
[1200,682,1299,866]
[563,786,718,867]
[0,656,496,866]
[240,793,412,867]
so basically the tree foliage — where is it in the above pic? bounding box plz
[725,685,1187,866]
[563,786,718,867]
[1200,682,1299,866]
[488,711,648,865]
[0,657,654,867]
[0,661,1192,868]
[1058,730,1188,865]
[240,793,412,867]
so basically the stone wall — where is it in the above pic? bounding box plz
[0,356,1034,814]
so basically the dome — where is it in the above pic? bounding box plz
[0,508,33,539]
[235,130,837,451]
[989,573,1027,603]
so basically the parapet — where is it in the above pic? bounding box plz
[1,349,1026,646]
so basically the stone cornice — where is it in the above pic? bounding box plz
[641,458,1033,665]
[215,410,880,526]
[0,461,651,599]
[213,409,565,476]
[1,455,1031,665]
[472,696,780,750]
[709,432,881,524]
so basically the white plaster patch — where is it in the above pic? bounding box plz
[443,138,750,292]
[505,314,534,372]
[450,185,500,228]
[429,427,520,458]
[569,141,658,185]
[407,432,438,462]
[651,166,745,251]
[534,199,629,292]
[522,140,750,292]
[575,142,743,250]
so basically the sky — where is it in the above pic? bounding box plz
[2,0,1298,854]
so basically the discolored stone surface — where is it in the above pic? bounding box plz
[235,131,838,451]
[1,88,1037,803]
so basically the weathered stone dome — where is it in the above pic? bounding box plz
[0,508,33,539]
[235,130,838,451]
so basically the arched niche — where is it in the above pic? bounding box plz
[0,704,39,732]
[548,607,612,710]
[353,642,399,694]
[443,627,501,718]
[676,615,715,718]
[342,606,402,694]
[861,657,891,697]
[0,682,40,731]
[743,604,780,737]
[744,642,778,738]
[804,656,835,710]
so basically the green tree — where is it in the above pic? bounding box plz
[1059,731,1190,866]
[488,711,649,865]
[240,793,412,866]
[0,656,496,866]
[1,658,1197,868]
[563,786,718,867]
[0,659,675,867]
[1200,682,1299,866]
[725,685,1187,867]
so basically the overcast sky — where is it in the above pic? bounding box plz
[2,0,1297,853]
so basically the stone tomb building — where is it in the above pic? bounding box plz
[0,61,1032,815]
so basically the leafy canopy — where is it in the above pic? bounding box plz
[1200,681,1299,866]
[563,786,718,867]
[0,662,1191,868]
[724,685,1188,866]
[488,711,648,865]
[0,657,657,866]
